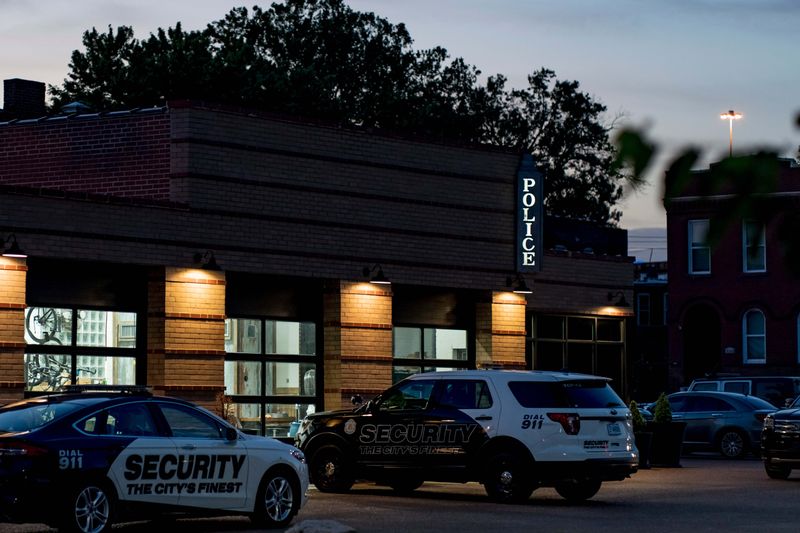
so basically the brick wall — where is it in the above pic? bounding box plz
[0,110,170,200]
[475,292,527,369]
[324,281,393,409]
[0,257,26,402]
[148,267,226,412]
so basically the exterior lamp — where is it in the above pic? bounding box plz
[193,250,221,271]
[607,290,630,308]
[720,109,742,157]
[363,264,390,285]
[2,234,27,258]
[506,273,532,294]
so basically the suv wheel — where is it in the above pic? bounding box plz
[309,444,355,493]
[483,452,534,503]
[765,462,792,480]
[718,429,748,458]
[555,479,602,502]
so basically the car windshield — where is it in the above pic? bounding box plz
[0,399,84,433]
[744,396,779,410]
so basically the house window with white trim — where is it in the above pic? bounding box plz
[689,219,711,274]
[743,309,766,364]
[743,221,766,273]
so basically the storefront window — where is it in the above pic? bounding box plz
[531,314,626,394]
[392,326,470,382]
[224,318,319,437]
[24,307,140,393]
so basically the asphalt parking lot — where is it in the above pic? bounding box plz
[4,455,797,532]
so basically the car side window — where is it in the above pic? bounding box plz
[378,380,435,411]
[159,403,225,439]
[686,397,734,412]
[439,380,493,409]
[107,403,159,436]
[668,397,688,412]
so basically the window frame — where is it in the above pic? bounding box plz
[742,220,767,273]
[223,316,321,437]
[688,219,711,275]
[391,325,473,383]
[23,305,143,396]
[637,293,651,326]
[742,309,766,364]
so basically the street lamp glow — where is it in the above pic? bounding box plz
[720,109,742,157]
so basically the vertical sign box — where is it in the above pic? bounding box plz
[516,154,543,272]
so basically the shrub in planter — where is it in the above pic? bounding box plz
[647,393,685,467]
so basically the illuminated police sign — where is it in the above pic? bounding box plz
[516,154,543,272]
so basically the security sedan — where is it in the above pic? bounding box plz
[0,386,308,532]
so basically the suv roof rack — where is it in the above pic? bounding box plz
[63,385,152,395]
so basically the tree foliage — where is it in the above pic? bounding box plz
[51,0,625,225]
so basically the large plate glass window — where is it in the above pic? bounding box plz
[24,307,139,394]
[392,327,470,383]
[688,219,711,275]
[224,318,319,437]
[530,314,625,394]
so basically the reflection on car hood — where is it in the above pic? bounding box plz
[771,408,800,419]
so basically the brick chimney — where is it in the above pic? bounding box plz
[2,78,46,119]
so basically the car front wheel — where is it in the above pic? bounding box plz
[251,468,300,528]
[309,444,355,493]
[482,452,534,503]
[765,462,792,480]
[718,429,748,458]
[60,481,114,533]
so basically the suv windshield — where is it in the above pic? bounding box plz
[0,400,83,433]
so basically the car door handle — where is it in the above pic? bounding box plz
[475,415,493,421]
[181,444,196,450]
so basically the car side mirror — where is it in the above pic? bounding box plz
[351,394,364,406]
[225,426,239,441]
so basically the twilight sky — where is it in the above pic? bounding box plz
[2,0,798,238]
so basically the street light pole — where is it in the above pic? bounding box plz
[720,109,742,157]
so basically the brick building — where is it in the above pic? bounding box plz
[0,79,634,436]
[665,158,800,390]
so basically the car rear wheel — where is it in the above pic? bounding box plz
[309,444,355,493]
[388,477,424,494]
[718,429,748,458]
[554,479,602,502]
[765,462,792,480]
[251,467,300,528]
[482,452,534,503]
[60,481,114,533]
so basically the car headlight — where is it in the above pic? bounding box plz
[289,448,306,464]
[764,416,774,429]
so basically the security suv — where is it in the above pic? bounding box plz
[295,370,638,502]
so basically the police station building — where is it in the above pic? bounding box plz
[0,78,633,437]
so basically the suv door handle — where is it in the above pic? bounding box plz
[181,444,196,450]
[475,415,493,421]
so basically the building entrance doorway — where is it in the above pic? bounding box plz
[682,304,721,385]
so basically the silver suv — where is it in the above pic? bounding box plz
[295,370,638,502]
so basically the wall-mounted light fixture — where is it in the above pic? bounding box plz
[506,273,532,294]
[362,264,390,285]
[2,234,27,258]
[193,250,221,271]
[607,290,630,307]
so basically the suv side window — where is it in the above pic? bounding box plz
[691,382,719,392]
[439,380,492,409]
[378,380,436,411]
[722,381,749,395]
[508,382,565,408]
